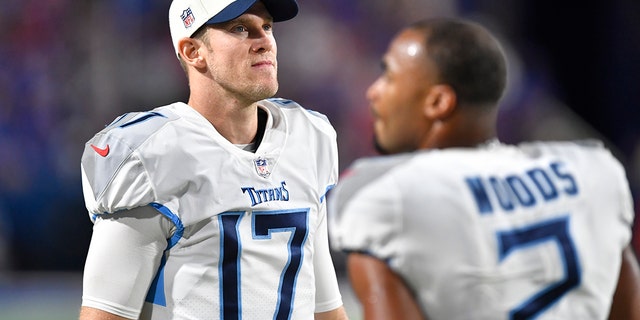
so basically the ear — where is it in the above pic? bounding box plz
[177,37,207,69]
[424,84,457,120]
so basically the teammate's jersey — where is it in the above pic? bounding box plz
[81,99,342,319]
[329,140,634,320]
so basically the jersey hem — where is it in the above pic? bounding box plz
[315,297,344,313]
[82,296,140,319]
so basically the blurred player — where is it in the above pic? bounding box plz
[329,17,640,320]
[79,0,348,319]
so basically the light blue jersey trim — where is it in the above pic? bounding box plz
[320,184,335,203]
[145,203,185,306]
[150,202,184,249]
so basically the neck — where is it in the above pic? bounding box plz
[187,92,260,145]
[422,105,498,149]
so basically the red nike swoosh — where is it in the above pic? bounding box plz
[91,144,110,157]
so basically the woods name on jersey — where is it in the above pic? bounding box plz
[465,160,579,214]
[242,180,290,206]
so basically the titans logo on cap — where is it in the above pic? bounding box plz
[181,8,195,28]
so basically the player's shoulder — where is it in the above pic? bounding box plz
[261,98,336,134]
[347,153,416,179]
[518,139,606,153]
[88,103,185,145]
[335,153,416,198]
[84,102,194,157]
[81,103,196,213]
[426,139,615,164]
[518,139,620,164]
[81,102,191,179]
[338,149,470,188]
[262,97,330,122]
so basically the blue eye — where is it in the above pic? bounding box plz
[232,25,248,33]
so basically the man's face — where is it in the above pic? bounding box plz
[366,29,438,154]
[200,2,279,102]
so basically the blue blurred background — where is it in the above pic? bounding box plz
[0,0,639,318]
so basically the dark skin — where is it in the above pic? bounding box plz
[348,253,426,320]
[608,246,640,320]
[365,28,497,156]
[351,24,640,320]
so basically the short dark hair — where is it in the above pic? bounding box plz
[410,18,507,106]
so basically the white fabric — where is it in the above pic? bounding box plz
[81,99,342,319]
[330,140,634,320]
[168,0,298,55]
[311,200,343,313]
[82,206,172,319]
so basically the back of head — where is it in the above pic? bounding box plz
[410,18,507,107]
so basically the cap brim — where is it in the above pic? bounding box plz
[206,0,298,25]
[264,0,298,22]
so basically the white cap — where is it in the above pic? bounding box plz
[169,0,298,55]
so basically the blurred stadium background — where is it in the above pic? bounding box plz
[0,0,638,318]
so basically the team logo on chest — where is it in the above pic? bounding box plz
[254,157,272,178]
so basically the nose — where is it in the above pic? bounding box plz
[251,29,275,53]
[366,78,381,102]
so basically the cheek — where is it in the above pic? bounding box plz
[378,89,415,120]
[378,92,424,136]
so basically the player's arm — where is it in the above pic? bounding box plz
[79,206,172,320]
[347,252,426,320]
[79,306,130,320]
[608,245,640,320]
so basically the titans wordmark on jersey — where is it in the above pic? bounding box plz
[330,140,634,320]
[81,99,341,319]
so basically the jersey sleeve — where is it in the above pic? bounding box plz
[81,110,178,221]
[322,124,339,204]
[312,200,344,313]
[82,206,172,318]
[329,156,410,261]
[605,146,635,239]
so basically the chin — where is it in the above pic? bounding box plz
[373,138,391,155]
[250,83,279,101]
[262,80,279,94]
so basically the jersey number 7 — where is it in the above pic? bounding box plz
[497,216,581,320]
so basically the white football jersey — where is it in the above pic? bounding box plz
[81,99,342,319]
[330,140,634,320]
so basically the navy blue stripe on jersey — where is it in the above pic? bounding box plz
[119,112,167,128]
[219,212,244,320]
[106,113,130,128]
